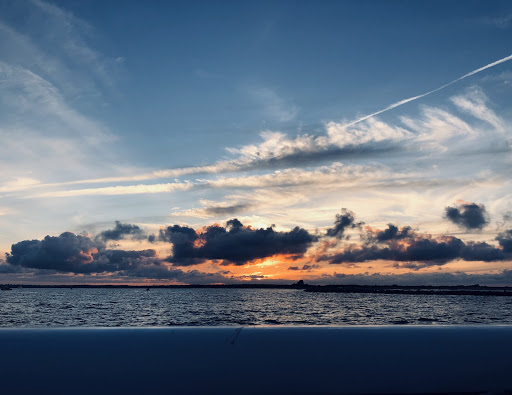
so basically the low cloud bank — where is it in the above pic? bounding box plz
[1,203,512,283]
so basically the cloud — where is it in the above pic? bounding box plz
[227,122,411,171]
[3,207,512,283]
[201,203,252,216]
[288,264,320,271]
[0,62,112,144]
[319,224,506,269]
[97,221,146,241]
[24,117,411,193]
[2,230,234,284]
[30,162,402,198]
[0,0,129,206]
[230,142,402,172]
[444,202,489,230]
[0,262,24,273]
[326,209,363,238]
[451,88,504,131]
[0,0,117,99]
[0,29,122,198]
[3,48,509,209]
[206,163,394,190]
[115,266,230,284]
[400,106,476,144]
[372,224,414,242]
[325,118,412,147]
[19,83,505,201]
[17,89,505,202]
[20,85,502,197]
[173,200,253,218]
[496,230,512,253]
[484,14,512,29]
[33,182,192,197]
[157,219,317,266]
[6,231,157,273]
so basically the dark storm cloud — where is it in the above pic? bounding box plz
[374,224,414,242]
[158,219,317,266]
[157,225,203,266]
[2,231,235,284]
[444,202,489,230]
[6,232,157,274]
[0,262,24,273]
[94,249,157,267]
[321,222,507,268]
[7,232,103,273]
[496,229,512,253]
[326,209,363,238]
[97,221,145,241]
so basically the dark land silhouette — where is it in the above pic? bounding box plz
[1,281,512,295]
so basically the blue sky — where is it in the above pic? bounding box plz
[1,0,512,284]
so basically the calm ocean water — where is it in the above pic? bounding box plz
[1,288,512,327]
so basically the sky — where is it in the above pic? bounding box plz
[1,0,512,285]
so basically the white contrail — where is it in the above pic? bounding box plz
[344,53,512,128]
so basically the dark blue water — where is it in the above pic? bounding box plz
[1,288,512,327]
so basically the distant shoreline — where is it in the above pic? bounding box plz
[2,283,512,296]
[303,285,512,296]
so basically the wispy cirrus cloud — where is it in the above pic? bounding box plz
[0,0,118,98]
[482,14,512,29]
[400,106,475,145]
[34,182,193,198]
[451,88,504,131]
[9,117,412,192]
[0,0,123,196]
[0,62,113,144]
[28,162,412,198]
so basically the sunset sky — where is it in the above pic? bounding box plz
[1,0,512,285]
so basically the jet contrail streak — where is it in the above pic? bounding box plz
[345,53,512,128]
